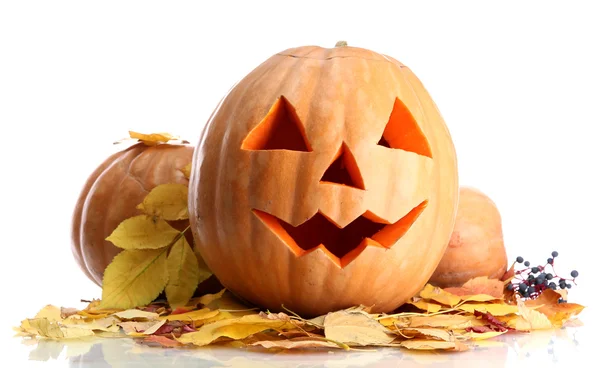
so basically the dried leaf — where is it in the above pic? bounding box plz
[105,215,180,250]
[419,284,462,306]
[113,310,160,320]
[143,335,182,348]
[34,305,62,321]
[511,300,553,331]
[457,303,519,316]
[251,337,343,350]
[25,319,95,340]
[129,131,176,145]
[397,328,454,341]
[180,163,192,180]
[101,249,169,309]
[121,320,166,336]
[176,314,299,347]
[399,339,469,351]
[137,184,189,221]
[409,299,443,313]
[159,308,219,323]
[406,315,483,329]
[166,237,209,307]
[462,330,507,340]
[444,277,504,301]
[323,311,396,346]
[197,289,226,306]
[524,289,585,326]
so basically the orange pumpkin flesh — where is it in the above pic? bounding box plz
[71,142,194,286]
[189,45,459,316]
[428,186,508,288]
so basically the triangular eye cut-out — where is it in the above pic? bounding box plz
[320,142,365,190]
[241,96,312,152]
[378,98,433,158]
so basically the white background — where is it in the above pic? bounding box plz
[1,0,599,365]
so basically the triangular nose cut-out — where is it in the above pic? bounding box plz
[378,97,433,158]
[320,143,365,190]
[241,96,312,152]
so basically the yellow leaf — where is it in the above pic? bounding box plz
[323,310,396,346]
[113,310,160,320]
[399,339,469,351]
[129,131,176,146]
[137,184,189,221]
[34,305,62,322]
[120,320,166,336]
[197,289,226,306]
[406,315,484,329]
[462,330,507,340]
[177,314,299,347]
[457,303,519,316]
[166,237,211,307]
[250,337,343,350]
[25,318,95,340]
[524,289,585,326]
[397,328,454,341]
[409,299,443,313]
[181,163,192,180]
[419,284,462,307]
[101,248,169,309]
[106,215,180,250]
[511,299,553,331]
[159,308,219,322]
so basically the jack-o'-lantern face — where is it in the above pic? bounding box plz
[189,44,458,317]
[244,96,431,268]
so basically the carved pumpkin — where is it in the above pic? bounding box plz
[189,44,459,316]
[71,142,193,286]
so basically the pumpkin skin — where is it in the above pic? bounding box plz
[189,45,459,316]
[428,186,508,288]
[71,142,193,286]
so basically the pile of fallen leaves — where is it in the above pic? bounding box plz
[15,275,584,352]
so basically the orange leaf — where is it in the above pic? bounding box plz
[524,289,585,326]
[143,335,182,348]
[129,131,177,146]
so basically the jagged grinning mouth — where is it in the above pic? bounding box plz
[253,200,428,268]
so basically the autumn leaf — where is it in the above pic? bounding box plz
[405,315,483,330]
[101,249,169,309]
[180,163,192,180]
[129,131,177,146]
[457,303,519,316]
[106,215,180,250]
[251,337,344,350]
[24,319,95,340]
[397,327,454,342]
[176,314,300,347]
[159,308,219,323]
[524,289,585,326]
[462,330,507,340]
[409,299,443,313]
[399,339,469,351]
[443,276,504,301]
[143,335,182,348]
[510,299,553,331]
[137,184,189,221]
[113,310,160,320]
[419,284,462,306]
[166,237,210,307]
[323,310,396,346]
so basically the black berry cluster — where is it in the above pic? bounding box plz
[508,251,579,300]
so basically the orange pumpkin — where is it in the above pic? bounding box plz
[189,44,459,316]
[71,142,193,286]
[429,186,508,288]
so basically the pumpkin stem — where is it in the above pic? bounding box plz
[335,41,348,47]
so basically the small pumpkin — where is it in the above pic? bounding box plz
[71,141,194,286]
[189,44,459,316]
[428,186,508,288]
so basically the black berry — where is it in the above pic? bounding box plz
[571,270,579,278]
[547,258,554,264]
[524,261,530,267]
[545,273,553,280]
[531,267,539,274]
[552,251,559,257]
[516,256,524,263]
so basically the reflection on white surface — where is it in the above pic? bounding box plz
[13,322,589,368]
